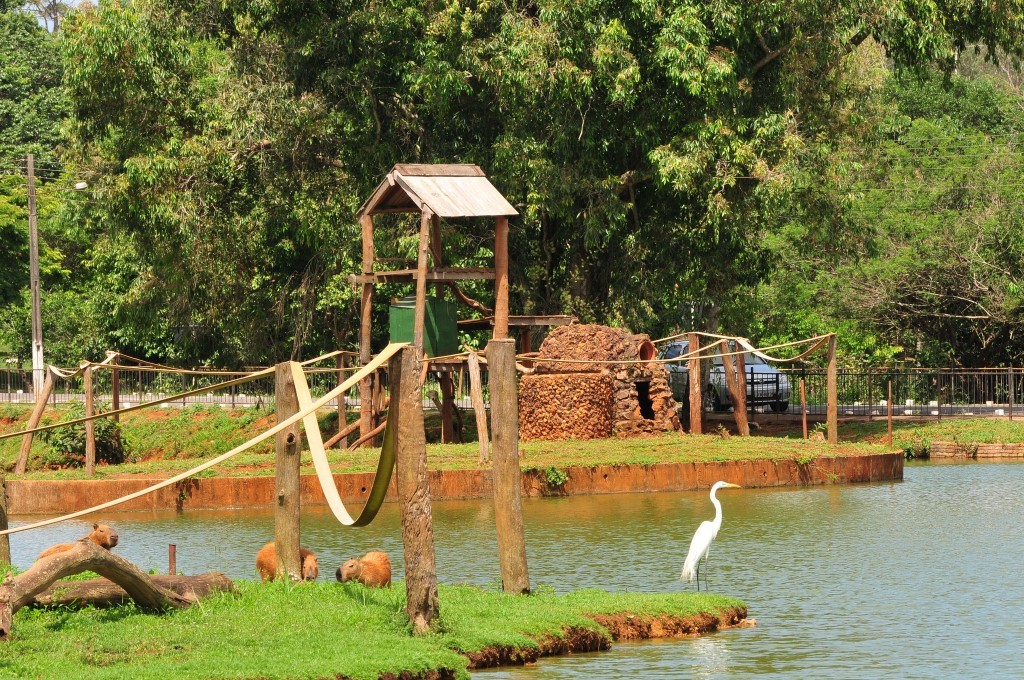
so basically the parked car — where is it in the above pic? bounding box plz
[659,340,791,413]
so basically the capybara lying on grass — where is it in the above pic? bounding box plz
[336,551,392,587]
[37,523,119,560]
[255,542,319,582]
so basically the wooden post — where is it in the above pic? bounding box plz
[110,357,120,423]
[468,352,490,462]
[800,378,808,439]
[84,365,96,477]
[359,213,375,441]
[493,216,510,340]
[826,334,838,444]
[27,155,44,396]
[168,544,176,575]
[1009,367,1014,421]
[887,380,893,447]
[274,362,302,580]
[413,210,432,351]
[487,338,530,594]
[734,349,749,434]
[0,476,10,566]
[687,333,702,434]
[719,343,749,436]
[439,372,455,443]
[15,370,54,474]
[391,345,438,634]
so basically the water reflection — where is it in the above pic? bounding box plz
[8,461,1024,677]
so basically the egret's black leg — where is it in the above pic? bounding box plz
[702,554,711,592]
[695,562,701,592]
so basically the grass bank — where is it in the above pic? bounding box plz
[0,581,745,679]
[760,417,1024,456]
[0,404,885,480]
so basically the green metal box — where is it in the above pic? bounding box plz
[389,295,458,357]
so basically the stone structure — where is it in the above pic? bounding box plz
[519,324,680,441]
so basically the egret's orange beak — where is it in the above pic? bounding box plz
[723,483,742,488]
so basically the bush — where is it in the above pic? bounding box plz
[38,401,129,468]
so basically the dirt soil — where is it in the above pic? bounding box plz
[466,607,749,670]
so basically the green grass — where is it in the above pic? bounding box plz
[0,582,742,679]
[764,417,1024,450]
[0,403,886,480]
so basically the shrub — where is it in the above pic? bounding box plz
[38,401,129,468]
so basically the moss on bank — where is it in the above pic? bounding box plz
[0,404,884,480]
[0,581,745,679]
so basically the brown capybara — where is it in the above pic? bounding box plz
[255,542,319,582]
[37,523,119,560]
[336,550,392,588]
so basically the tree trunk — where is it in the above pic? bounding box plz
[0,540,195,640]
[31,573,235,608]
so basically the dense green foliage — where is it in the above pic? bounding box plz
[0,1,1022,367]
[0,580,742,679]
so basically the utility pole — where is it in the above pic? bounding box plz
[27,155,44,395]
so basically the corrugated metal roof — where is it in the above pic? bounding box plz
[358,164,518,217]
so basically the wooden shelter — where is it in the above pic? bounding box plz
[351,164,518,442]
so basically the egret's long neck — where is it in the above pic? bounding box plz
[710,487,724,532]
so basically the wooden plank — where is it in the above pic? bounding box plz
[413,210,432,351]
[467,352,489,463]
[801,378,808,439]
[274,363,302,580]
[393,163,485,177]
[487,339,530,594]
[360,214,374,442]
[84,366,96,476]
[494,216,510,340]
[688,333,702,434]
[391,345,439,634]
[15,371,54,474]
[348,267,496,284]
[399,175,518,218]
[827,334,838,444]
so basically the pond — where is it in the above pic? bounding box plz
[7,460,1023,677]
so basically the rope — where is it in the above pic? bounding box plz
[0,344,406,537]
[0,367,276,442]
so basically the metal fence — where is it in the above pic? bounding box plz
[0,364,487,412]
[778,367,1022,418]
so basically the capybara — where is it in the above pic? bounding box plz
[37,523,119,560]
[336,550,392,588]
[255,542,319,582]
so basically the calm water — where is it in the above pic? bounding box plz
[8,461,1024,677]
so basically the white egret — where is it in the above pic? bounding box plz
[681,481,741,591]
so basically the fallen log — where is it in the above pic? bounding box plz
[0,539,197,640]
[324,418,360,449]
[31,572,235,609]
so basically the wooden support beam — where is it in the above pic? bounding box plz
[687,333,702,434]
[493,217,510,340]
[719,344,749,436]
[801,378,808,439]
[274,362,302,580]
[487,339,530,595]
[348,420,387,451]
[468,352,490,463]
[827,334,838,444]
[0,476,9,566]
[84,366,96,476]
[734,350,749,436]
[110,358,120,423]
[391,345,438,634]
[413,210,432,351]
[325,418,360,449]
[15,370,54,474]
[359,214,375,442]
